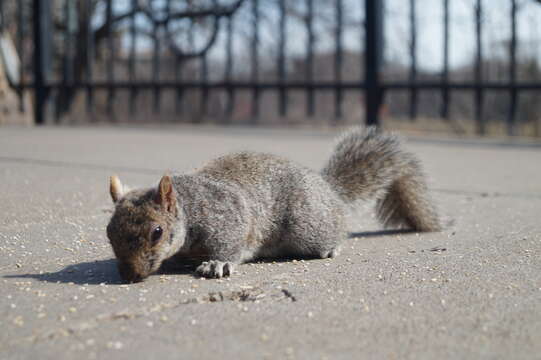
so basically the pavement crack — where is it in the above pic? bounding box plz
[206,288,266,302]
[0,156,161,175]
[281,289,297,302]
[433,188,541,200]
[24,287,294,345]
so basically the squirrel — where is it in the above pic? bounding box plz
[106,127,441,283]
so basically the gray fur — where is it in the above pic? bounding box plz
[106,127,440,282]
[322,127,441,231]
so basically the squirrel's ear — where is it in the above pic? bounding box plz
[110,175,124,203]
[155,175,177,215]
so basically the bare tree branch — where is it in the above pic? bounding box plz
[153,0,245,24]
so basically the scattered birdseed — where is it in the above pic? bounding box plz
[13,316,24,327]
[106,341,123,350]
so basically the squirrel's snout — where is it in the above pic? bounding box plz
[117,261,146,283]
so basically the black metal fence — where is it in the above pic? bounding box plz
[2,0,541,135]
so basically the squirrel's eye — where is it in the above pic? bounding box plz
[151,226,163,243]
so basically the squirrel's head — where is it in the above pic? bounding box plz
[106,175,185,283]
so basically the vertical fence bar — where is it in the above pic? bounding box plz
[441,0,450,119]
[0,0,3,31]
[85,0,94,116]
[196,17,208,120]
[175,56,184,115]
[225,14,234,121]
[106,0,115,118]
[152,19,161,114]
[32,0,52,125]
[278,0,287,117]
[200,54,208,118]
[64,0,75,86]
[129,0,137,115]
[58,0,76,123]
[474,0,484,135]
[364,0,384,126]
[508,0,518,136]
[168,0,183,116]
[251,0,260,122]
[305,0,315,117]
[334,0,343,120]
[17,0,25,112]
[188,19,200,119]
[175,7,189,114]
[409,0,417,120]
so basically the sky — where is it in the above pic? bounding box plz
[110,0,541,74]
[383,0,541,71]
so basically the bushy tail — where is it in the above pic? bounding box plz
[321,127,441,232]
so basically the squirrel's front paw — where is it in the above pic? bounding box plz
[196,260,235,278]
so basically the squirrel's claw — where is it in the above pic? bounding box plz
[196,260,234,278]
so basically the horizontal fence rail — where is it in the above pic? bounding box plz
[1,0,540,135]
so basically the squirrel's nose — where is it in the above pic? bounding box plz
[118,261,144,283]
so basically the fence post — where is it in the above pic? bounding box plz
[365,0,384,126]
[32,0,52,125]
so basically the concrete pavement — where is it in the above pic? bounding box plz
[1,125,540,360]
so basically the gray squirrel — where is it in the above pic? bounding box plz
[106,127,441,283]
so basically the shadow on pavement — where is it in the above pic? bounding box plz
[4,259,124,285]
[4,231,414,285]
[348,229,416,238]
[4,258,199,285]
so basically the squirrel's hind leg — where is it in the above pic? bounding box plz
[284,195,347,260]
